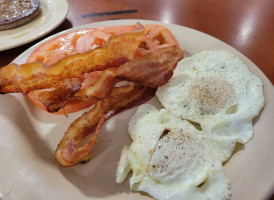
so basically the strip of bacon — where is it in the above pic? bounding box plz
[33,79,83,113]
[33,70,118,112]
[115,45,183,87]
[75,70,118,99]
[32,46,183,112]
[55,84,153,167]
[55,102,106,167]
[0,23,145,94]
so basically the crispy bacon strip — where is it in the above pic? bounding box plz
[33,79,82,113]
[0,24,145,94]
[34,70,118,112]
[55,84,150,167]
[105,85,156,118]
[55,102,106,167]
[75,70,118,99]
[116,45,183,87]
[33,46,183,112]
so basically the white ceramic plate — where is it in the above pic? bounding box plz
[0,20,273,200]
[0,0,68,51]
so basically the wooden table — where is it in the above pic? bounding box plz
[0,0,273,85]
[0,0,273,199]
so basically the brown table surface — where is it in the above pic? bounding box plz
[0,0,273,85]
[0,0,273,199]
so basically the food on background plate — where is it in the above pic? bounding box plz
[0,23,183,166]
[116,50,265,200]
[0,0,41,31]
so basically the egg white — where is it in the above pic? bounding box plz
[156,50,265,144]
[116,104,233,200]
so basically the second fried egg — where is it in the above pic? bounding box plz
[116,104,234,200]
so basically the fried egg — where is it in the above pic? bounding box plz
[156,50,265,144]
[116,50,265,200]
[116,104,234,200]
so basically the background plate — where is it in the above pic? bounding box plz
[0,20,273,200]
[0,0,68,51]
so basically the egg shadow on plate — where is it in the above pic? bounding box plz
[223,107,265,166]
[230,143,244,157]
[0,94,55,165]
[181,49,191,58]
